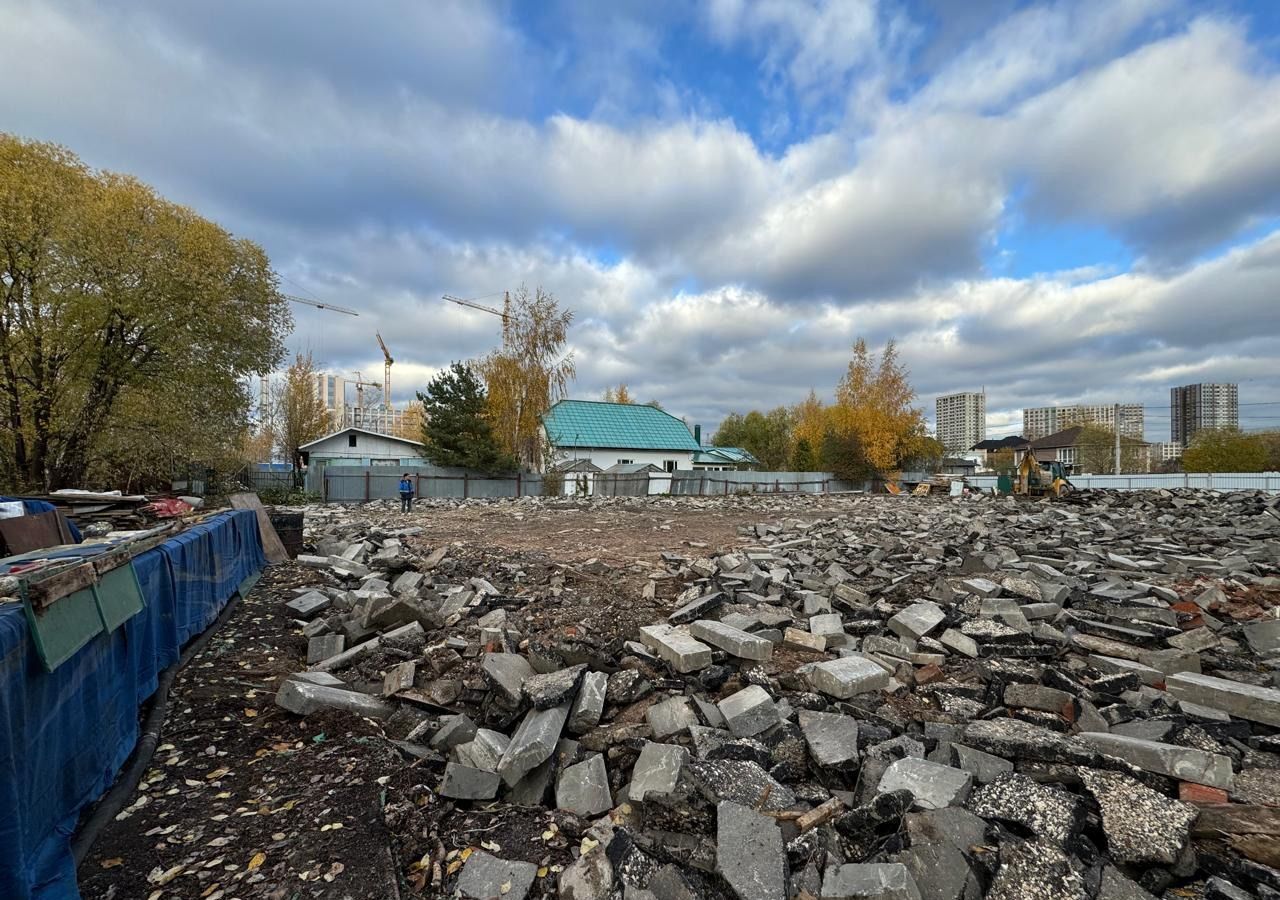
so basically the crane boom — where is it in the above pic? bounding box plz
[443,294,509,322]
[375,332,393,408]
[284,293,359,316]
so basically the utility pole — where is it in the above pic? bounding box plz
[1114,403,1122,475]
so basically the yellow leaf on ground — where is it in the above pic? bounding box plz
[243,709,258,717]
[100,858,123,869]
[460,847,473,861]
[536,867,548,878]
[247,852,265,871]
[447,860,462,875]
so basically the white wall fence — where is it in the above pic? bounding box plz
[967,472,1280,493]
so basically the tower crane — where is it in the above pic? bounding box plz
[284,293,359,316]
[443,293,510,326]
[376,332,394,409]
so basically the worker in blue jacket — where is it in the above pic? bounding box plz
[398,473,414,513]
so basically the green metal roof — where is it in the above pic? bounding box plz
[543,400,700,451]
[693,447,760,465]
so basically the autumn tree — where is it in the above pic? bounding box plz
[1183,428,1268,473]
[791,390,826,456]
[1256,431,1280,471]
[825,338,928,475]
[477,285,574,470]
[1076,425,1148,474]
[417,362,515,473]
[987,448,1017,475]
[602,383,633,404]
[274,352,331,484]
[714,407,794,470]
[0,134,289,490]
[790,438,817,471]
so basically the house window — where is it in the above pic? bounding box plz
[663,460,677,472]
[348,433,358,448]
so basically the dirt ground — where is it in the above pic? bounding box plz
[77,496,860,899]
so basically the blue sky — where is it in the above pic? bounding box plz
[3,0,1280,441]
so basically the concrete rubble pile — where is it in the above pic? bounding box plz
[274,489,1280,900]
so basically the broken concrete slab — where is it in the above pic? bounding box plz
[522,663,586,709]
[809,656,890,699]
[482,652,536,704]
[690,619,773,661]
[822,863,922,900]
[1080,731,1235,789]
[798,710,859,768]
[719,684,782,738]
[878,758,974,810]
[567,670,608,734]
[638,624,713,673]
[497,704,570,787]
[889,601,946,640]
[441,762,500,800]
[716,800,786,900]
[556,753,612,817]
[647,695,698,739]
[275,678,394,720]
[456,851,537,900]
[629,741,687,802]
[1165,671,1280,727]
[306,633,345,664]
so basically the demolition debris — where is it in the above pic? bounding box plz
[89,489,1280,899]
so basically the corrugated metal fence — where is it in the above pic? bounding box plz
[317,465,867,503]
[966,472,1280,493]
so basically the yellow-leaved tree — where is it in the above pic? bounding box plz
[274,352,331,484]
[825,338,929,479]
[477,285,575,470]
[602,383,633,404]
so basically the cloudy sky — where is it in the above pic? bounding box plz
[4,0,1280,442]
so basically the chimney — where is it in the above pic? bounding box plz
[694,424,702,446]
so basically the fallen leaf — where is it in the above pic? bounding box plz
[460,847,474,862]
[100,858,123,869]
[447,860,462,875]
[200,884,221,898]
[500,880,512,895]
[536,866,549,878]
[480,840,500,852]
[247,852,265,871]
[205,767,230,780]
[243,708,258,718]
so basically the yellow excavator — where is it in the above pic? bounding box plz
[1013,449,1074,498]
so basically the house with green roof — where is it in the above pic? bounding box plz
[541,399,701,473]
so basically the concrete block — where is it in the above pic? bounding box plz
[567,670,608,734]
[638,624,713,673]
[939,629,979,659]
[889,601,946,640]
[1165,671,1280,727]
[1080,732,1234,789]
[690,619,773,661]
[717,800,786,900]
[556,753,611,816]
[498,704,570,787]
[629,741,688,802]
[718,684,781,738]
[809,656,890,699]
[798,710,859,768]
[878,758,974,810]
[441,762,500,800]
[275,678,394,720]
[306,634,345,664]
[822,864,922,900]
[457,851,537,900]
[647,695,698,739]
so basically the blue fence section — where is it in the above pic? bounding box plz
[0,510,266,900]
[966,472,1280,493]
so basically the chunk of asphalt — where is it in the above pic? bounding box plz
[985,840,1088,900]
[967,772,1085,847]
[522,663,586,709]
[1077,768,1197,865]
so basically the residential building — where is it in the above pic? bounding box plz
[935,392,986,453]
[343,404,411,436]
[297,427,423,470]
[1013,427,1151,474]
[971,436,1027,468]
[1022,403,1143,440]
[541,400,701,472]
[1152,441,1184,462]
[1171,383,1238,444]
[314,372,347,428]
[692,447,760,471]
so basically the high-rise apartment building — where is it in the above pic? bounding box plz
[314,373,347,428]
[1022,403,1143,440]
[935,392,986,453]
[1171,383,1238,444]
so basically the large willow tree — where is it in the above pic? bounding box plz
[0,134,290,490]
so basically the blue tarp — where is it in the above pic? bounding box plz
[0,510,265,900]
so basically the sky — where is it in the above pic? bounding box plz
[3,0,1280,443]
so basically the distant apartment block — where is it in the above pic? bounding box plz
[1171,383,1238,444]
[1151,441,1183,462]
[314,373,347,427]
[1022,403,1143,440]
[935,392,986,453]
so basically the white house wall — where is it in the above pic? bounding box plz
[306,431,424,462]
[549,448,694,472]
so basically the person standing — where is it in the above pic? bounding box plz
[398,473,414,513]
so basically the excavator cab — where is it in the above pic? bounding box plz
[1014,450,1073,498]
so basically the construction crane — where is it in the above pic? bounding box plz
[376,332,394,408]
[443,293,510,325]
[349,372,382,412]
[284,293,359,317]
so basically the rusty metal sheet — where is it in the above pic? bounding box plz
[0,511,65,555]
